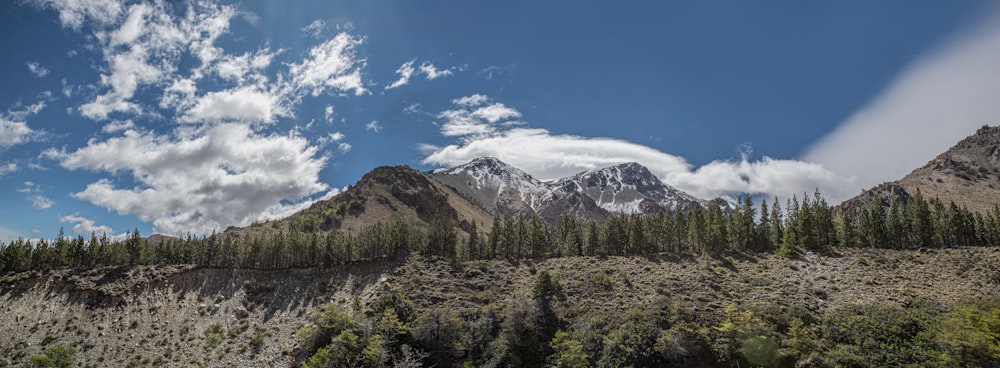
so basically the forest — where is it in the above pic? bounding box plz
[3,190,1000,272]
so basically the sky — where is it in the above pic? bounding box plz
[2,0,1000,241]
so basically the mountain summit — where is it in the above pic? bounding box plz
[554,162,710,214]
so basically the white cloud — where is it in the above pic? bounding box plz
[453,94,489,107]
[386,60,453,90]
[385,60,416,90]
[32,0,123,30]
[51,123,332,236]
[59,215,112,236]
[0,163,17,177]
[214,49,276,84]
[425,97,847,202]
[26,61,50,77]
[425,128,847,202]
[436,95,522,139]
[181,86,284,124]
[18,181,36,193]
[366,120,382,132]
[302,19,327,38]
[0,100,45,149]
[324,105,336,123]
[288,33,366,97]
[337,142,352,153]
[102,119,135,133]
[30,195,54,209]
[0,118,36,149]
[329,131,345,141]
[109,2,147,46]
[419,62,453,80]
[805,8,1000,203]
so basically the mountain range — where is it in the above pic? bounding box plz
[222,157,729,239]
[225,125,1000,239]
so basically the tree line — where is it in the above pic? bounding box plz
[3,190,1000,273]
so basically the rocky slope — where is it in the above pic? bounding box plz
[840,125,1000,213]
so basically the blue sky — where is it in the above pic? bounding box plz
[3,0,1000,240]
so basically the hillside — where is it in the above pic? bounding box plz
[840,125,1000,214]
[2,247,998,367]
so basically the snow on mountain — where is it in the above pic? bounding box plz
[554,162,709,214]
[430,157,554,217]
[431,158,723,222]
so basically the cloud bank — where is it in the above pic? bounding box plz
[424,95,848,202]
[805,7,1000,201]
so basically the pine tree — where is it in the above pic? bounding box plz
[757,199,772,252]
[907,190,933,248]
[769,197,784,248]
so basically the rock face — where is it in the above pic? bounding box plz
[840,125,1000,213]
[430,157,725,224]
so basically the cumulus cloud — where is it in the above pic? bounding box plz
[0,118,36,149]
[70,1,236,120]
[59,215,123,238]
[26,61,49,77]
[329,131,345,141]
[30,0,374,235]
[424,95,847,202]
[288,33,366,97]
[181,86,285,124]
[49,124,333,236]
[805,7,1000,202]
[0,101,45,149]
[366,120,382,132]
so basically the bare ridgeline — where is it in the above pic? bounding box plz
[3,126,1000,367]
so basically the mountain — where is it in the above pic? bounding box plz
[429,157,556,218]
[840,125,1000,214]
[430,157,724,223]
[554,162,712,214]
[224,165,495,238]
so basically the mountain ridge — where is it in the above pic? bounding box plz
[839,125,1000,214]
[429,157,725,224]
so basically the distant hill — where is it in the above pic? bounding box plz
[840,125,1000,214]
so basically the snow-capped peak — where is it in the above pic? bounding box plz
[431,158,717,219]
